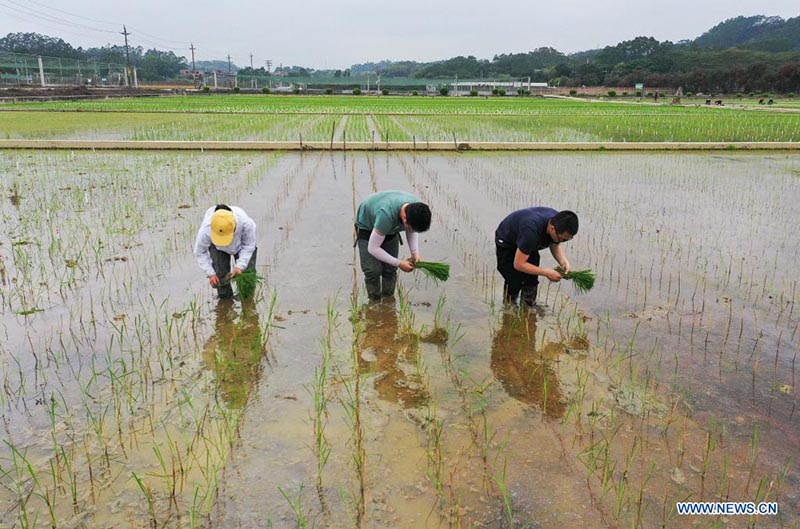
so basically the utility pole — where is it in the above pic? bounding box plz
[227,54,232,75]
[265,60,272,73]
[250,53,253,70]
[121,25,131,87]
[190,43,197,88]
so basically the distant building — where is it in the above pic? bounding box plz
[179,69,203,80]
[427,80,550,95]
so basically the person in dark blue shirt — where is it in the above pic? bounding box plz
[495,208,579,306]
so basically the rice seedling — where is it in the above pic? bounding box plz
[1,141,799,528]
[555,266,596,293]
[231,270,264,300]
[278,483,311,529]
[415,261,450,282]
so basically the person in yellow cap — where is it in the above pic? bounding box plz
[193,204,257,299]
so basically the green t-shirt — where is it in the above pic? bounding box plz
[355,191,419,235]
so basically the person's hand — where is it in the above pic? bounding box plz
[209,274,220,286]
[560,260,571,274]
[411,252,421,263]
[230,267,243,277]
[544,268,563,282]
[398,259,415,272]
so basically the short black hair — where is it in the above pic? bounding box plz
[215,204,232,212]
[406,202,431,232]
[551,210,578,236]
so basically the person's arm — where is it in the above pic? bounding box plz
[368,229,414,271]
[193,227,218,284]
[549,243,570,274]
[406,230,421,262]
[233,216,257,274]
[513,249,562,282]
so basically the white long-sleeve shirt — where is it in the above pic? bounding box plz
[367,229,419,266]
[193,206,257,276]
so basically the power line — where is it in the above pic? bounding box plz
[0,1,189,53]
[0,0,118,34]
[17,0,120,28]
[126,26,192,48]
[0,1,246,67]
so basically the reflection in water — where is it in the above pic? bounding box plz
[491,309,566,418]
[202,298,266,409]
[8,184,21,208]
[360,300,428,409]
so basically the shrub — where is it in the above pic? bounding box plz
[381,88,389,95]
[292,88,300,94]
[325,88,333,95]
[412,90,418,96]
[622,91,628,96]
[789,92,796,98]
[636,91,642,97]
[262,87,270,94]
[202,85,210,92]
[352,88,361,95]
[233,86,240,93]
[736,93,743,98]
[497,89,506,96]
[470,89,478,96]
[439,86,449,96]
[517,88,525,96]
[569,89,577,96]
[607,90,616,97]
[646,91,653,97]
[686,92,693,97]
[761,93,771,98]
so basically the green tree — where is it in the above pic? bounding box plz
[0,32,83,58]
[138,49,187,80]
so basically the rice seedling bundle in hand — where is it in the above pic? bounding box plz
[233,270,264,299]
[555,266,595,294]
[414,261,450,282]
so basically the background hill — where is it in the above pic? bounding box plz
[2,14,799,93]
[692,15,800,51]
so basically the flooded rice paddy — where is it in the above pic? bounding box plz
[0,150,798,528]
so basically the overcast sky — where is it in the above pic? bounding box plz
[1,0,797,69]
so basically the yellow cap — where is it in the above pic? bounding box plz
[210,210,236,246]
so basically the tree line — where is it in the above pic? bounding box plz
[2,15,799,92]
[0,32,187,81]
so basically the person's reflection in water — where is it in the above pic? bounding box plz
[360,299,428,409]
[490,308,566,418]
[202,297,266,409]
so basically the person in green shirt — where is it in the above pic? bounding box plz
[355,191,432,300]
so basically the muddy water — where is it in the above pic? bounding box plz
[211,152,799,529]
[1,151,798,528]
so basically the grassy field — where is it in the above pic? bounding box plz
[4,93,800,114]
[2,95,800,143]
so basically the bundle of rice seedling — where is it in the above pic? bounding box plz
[233,270,264,299]
[555,266,595,294]
[414,261,450,282]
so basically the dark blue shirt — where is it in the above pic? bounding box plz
[495,207,557,255]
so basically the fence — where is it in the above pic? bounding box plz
[0,51,133,88]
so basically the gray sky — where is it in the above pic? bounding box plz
[1,0,797,69]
